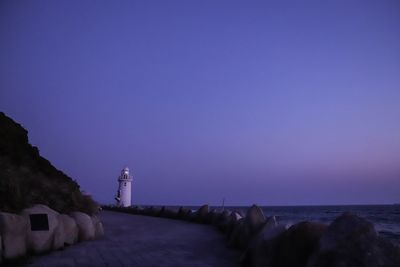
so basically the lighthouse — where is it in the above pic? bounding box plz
[115,167,133,207]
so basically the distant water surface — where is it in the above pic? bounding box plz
[180,205,400,245]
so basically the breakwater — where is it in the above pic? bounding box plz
[104,204,400,267]
[0,204,104,264]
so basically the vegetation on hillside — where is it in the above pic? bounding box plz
[0,112,98,215]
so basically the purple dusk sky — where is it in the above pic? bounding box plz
[1,0,399,206]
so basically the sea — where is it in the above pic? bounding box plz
[185,204,400,245]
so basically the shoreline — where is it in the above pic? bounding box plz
[103,204,400,267]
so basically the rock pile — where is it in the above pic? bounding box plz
[104,204,400,267]
[0,204,104,263]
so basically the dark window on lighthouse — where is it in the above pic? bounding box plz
[124,182,126,186]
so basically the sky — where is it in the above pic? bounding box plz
[1,0,399,206]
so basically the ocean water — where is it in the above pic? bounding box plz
[223,205,400,245]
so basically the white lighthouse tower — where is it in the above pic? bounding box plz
[115,167,133,207]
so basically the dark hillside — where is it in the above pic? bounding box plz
[0,112,98,214]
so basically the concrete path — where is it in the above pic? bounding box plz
[24,211,240,267]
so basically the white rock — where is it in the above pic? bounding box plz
[0,212,28,260]
[58,214,78,245]
[91,215,104,238]
[70,212,95,241]
[21,204,60,254]
[231,211,243,222]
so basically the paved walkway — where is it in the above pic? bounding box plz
[25,211,240,267]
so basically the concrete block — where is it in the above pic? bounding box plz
[70,212,95,241]
[0,212,28,260]
[58,214,78,245]
[92,215,104,238]
[21,204,60,254]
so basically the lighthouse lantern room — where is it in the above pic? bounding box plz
[115,167,133,207]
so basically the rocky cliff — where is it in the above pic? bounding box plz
[0,112,98,215]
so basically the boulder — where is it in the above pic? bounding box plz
[246,205,266,232]
[184,210,196,221]
[159,208,177,219]
[236,209,246,218]
[58,214,78,245]
[231,211,243,221]
[91,215,104,238]
[205,209,218,224]
[241,219,287,267]
[151,207,162,217]
[0,212,28,260]
[52,217,65,250]
[273,221,327,267]
[227,218,246,248]
[166,208,179,219]
[228,205,266,249]
[225,211,243,237]
[150,207,161,217]
[69,212,95,241]
[216,210,231,232]
[258,216,279,240]
[308,212,400,267]
[212,210,223,226]
[177,207,191,220]
[157,206,165,217]
[198,204,209,217]
[21,204,60,254]
[192,204,209,223]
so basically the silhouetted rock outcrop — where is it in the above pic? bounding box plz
[225,211,243,238]
[177,207,191,220]
[215,210,231,232]
[192,204,209,223]
[308,213,400,267]
[228,205,266,249]
[160,207,178,219]
[241,216,284,267]
[274,221,327,267]
[205,209,218,225]
[0,112,98,215]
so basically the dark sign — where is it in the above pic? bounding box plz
[29,214,49,231]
